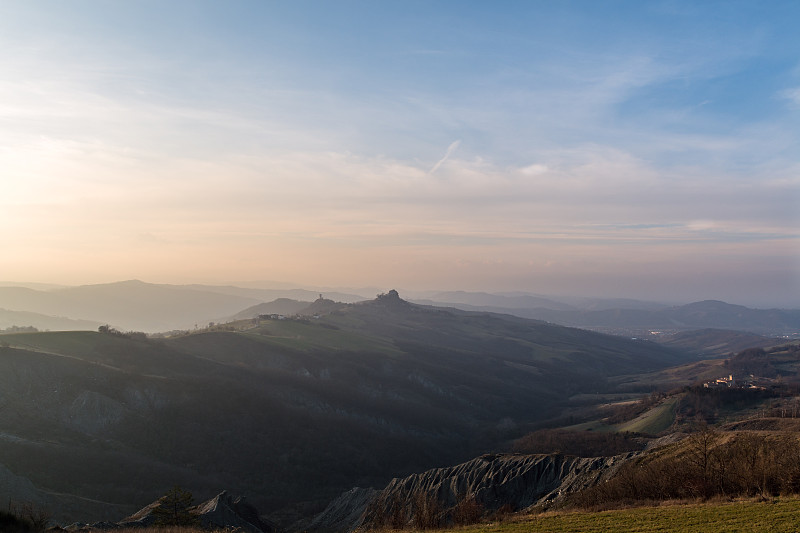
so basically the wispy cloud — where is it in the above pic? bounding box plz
[780,87,800,108]
[429,140,461,174]
[519,163,548,176]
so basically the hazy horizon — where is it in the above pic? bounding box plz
[0,277,795,310]
[1,2,798,308]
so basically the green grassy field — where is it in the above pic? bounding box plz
[447,498,800,533]
[616,397,678,434]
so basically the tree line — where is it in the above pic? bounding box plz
[568,428,800,509]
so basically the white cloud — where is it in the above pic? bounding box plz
[519,163,548,176]
[5,138,794,243]
[780,86,800,107]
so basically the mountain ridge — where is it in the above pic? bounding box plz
[1,280,795,337]
[412,297,800,337]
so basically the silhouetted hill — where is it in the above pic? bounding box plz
[300,296,349,316]
[230,298,313,320]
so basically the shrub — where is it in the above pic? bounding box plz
[3,501,51,532]
[151,486,201,527]
[451,495,483,525]
[568,430,800,510]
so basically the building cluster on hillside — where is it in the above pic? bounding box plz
[703,373,773,390]
[257,314,287,320]
[704,374,735,388]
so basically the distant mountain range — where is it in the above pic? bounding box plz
[176,284,368,305]
[413,297,800,337]
[0,280,796,336]
[0,308,104,332]
[0,281,368,333]
[0,281,259,332]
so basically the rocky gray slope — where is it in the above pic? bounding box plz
[116,490,278,533]
[300,487,379,533]
[303,452,634,533]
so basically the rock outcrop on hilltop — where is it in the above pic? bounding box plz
[117,490,278,533]
[193,491,279,533]
[305,452,634,533]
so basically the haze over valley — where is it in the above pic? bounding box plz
[2,279,798,337]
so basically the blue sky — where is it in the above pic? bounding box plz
[0,1,798,306]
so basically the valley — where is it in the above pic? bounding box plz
[0,284,797,531]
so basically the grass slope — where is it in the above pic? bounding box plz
[616,397,677,434]
[454,498,800,533]
[101,499,800,533]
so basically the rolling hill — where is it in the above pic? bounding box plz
[229,298,316,320]
[0,308,104,332]
[0,291,690,524]
[655,328,779,357]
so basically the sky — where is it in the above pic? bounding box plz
[0,1,798,307]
